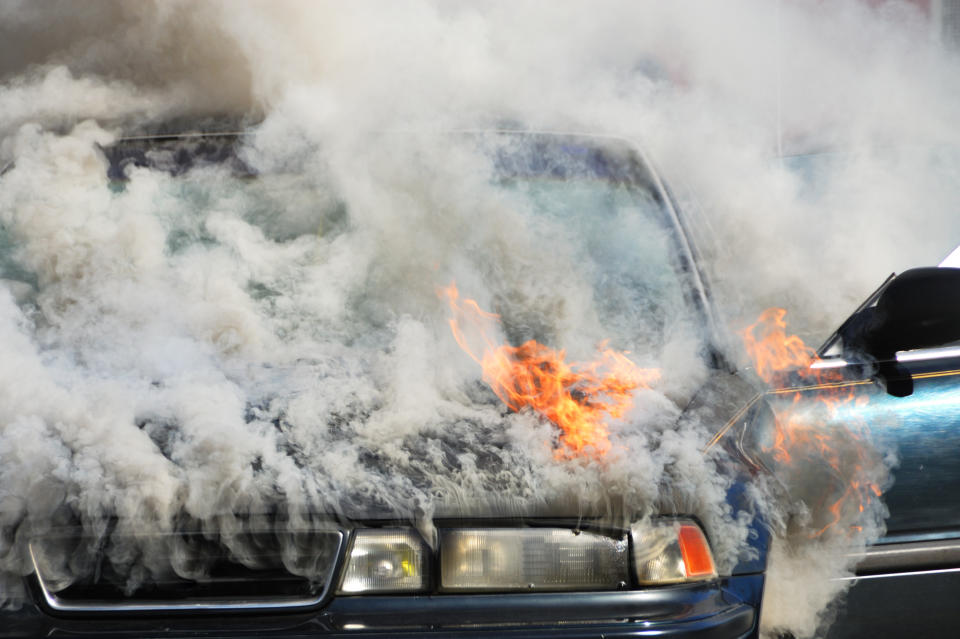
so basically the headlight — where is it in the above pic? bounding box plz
[630,519,717,584]
[439,528,628,591]
[337,520,717,595]
[337,529,429,594]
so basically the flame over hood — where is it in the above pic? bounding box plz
[441,283,660,458]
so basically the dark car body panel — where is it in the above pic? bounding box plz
[759,351,960,539]
[760,349,960,541]
[839,353,960,638]
[826,567,960,639]
[874,353,960,535]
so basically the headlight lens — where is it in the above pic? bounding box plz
[439,528,628,591]
[337,529,428,594]
[630,519,717,584]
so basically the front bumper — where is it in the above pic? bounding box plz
[0,574,761,638]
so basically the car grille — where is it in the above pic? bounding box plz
[28,525,344,613]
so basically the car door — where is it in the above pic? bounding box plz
[809,269,960,638]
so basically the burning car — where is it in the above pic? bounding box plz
[0,127,773,637]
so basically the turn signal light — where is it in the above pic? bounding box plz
[631,519,717,584]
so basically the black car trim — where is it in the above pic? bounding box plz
[817,272,896,357]
[879,529,960,545]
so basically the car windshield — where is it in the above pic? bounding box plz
[488,173,695,355]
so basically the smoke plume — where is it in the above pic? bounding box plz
[1,2,959,636]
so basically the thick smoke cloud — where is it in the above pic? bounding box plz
[1,2,958,637]
[5,0,952,337]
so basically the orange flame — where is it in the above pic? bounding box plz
[442,283,659,457]
[742,308,882,538]
[742,308,818,384]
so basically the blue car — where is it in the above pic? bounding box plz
[0,128,788,638]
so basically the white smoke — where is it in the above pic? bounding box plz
[1,1,959,637]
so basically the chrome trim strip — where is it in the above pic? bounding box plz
[812,348,960,368]
[702,394,759,453]
[833,566,960,582]
[28,530,344,613]
[810,346,960,368]
[897,346,960,363]
[847,538,960,575]
[809,358,849,369]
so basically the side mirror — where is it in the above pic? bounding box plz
[841,267,960,396]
